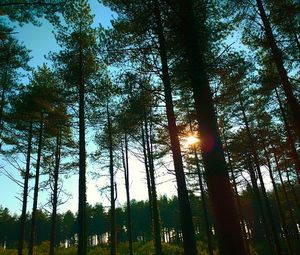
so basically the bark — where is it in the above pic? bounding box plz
[77,22,87,255]
[144,117,162,255]
[187,111,214,255]
[176,1,246,254]
[107,103,116,255]
[154,2,196,254]
[256,0,300,137]
[141,124,153,225]
[274,87,300,178]
[123,133,133,255]
[223,138,251,255]
[273,151,300,252]
[0,67,8,150]
[194,151,214,255]
[49,133,62,255]
[245,155,273,253]
[238,91,283,255]
[261,138,293,255]
[0,82,6,135]
[18,122,33,255]
[280,148,300,213]
[28,114,44,255]
[0,47,10,146]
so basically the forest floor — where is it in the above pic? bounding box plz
[0,240,264,254]
[0,241,220,255]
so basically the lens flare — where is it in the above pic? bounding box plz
[184,135,199,147]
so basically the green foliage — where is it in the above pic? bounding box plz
[56,246,77,255]
[1,1,300,255]
[0,247,17,255]
[0,242,210,255]
[0,0,68,25]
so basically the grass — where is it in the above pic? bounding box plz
[0,241,258,255]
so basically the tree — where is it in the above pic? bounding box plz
[0,22,30,149]
[255,0,300,138]
[46,100,72,255]
[52,1,101,254]
[0,0,68,25]
[23,65,62,255]
[173,1,247,254]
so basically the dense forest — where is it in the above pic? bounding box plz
[0,0,299,255]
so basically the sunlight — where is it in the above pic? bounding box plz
[183,134,200,147]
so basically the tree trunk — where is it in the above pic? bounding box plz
[154,2,197,254]
[122,133,133,255]
[78,22,87,255]
[261,138,293,255]
[141,124,153,227]
[194,150,214,255]
[223,137,251,255]
[274,87,300,179]
[107,102,116,255]
[273,151,300,252]
[245,155,274,253]
[238,91,283,255]
[0,82,7,146]
[144,116,162,255]
[28,114,44,255]
[176,1,246,254]
[186,110,214,255]
[280,148,300,213]
[0,65,9,148]
[256,0,300,137]
[49,132,62,255]
[18,122,33,255]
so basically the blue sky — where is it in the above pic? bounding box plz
[0,1,177,214]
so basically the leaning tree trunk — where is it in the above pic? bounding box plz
[18,122,33,255]
[245,154,274,253]
[238,90,283,255]
[28,114,44,255]
[256,0,300,138]
[122,133,133,255]
[274,87,300,179]
[223,137,251,255]
[280,146,300,213]
[154,2,197,254]
[176,1,246,254]
[107,102,116,255]
[49,132,62,255]
[273,150,300,253]
[261,136,294,255]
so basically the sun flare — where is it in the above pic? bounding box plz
[184,135,200,147]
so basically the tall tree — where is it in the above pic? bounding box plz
[255,0,300,138]
[24,66,62,255]
[52,1,100,254]
[46,104,72,255]
[153,2,197,253]
[8,87,34,255]
[173,1,247,254]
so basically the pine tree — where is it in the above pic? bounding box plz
[51,1,101,254]
[173,1,247,253]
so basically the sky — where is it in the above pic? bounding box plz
[0,0,178,214]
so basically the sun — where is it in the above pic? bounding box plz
[183,134,200,147]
